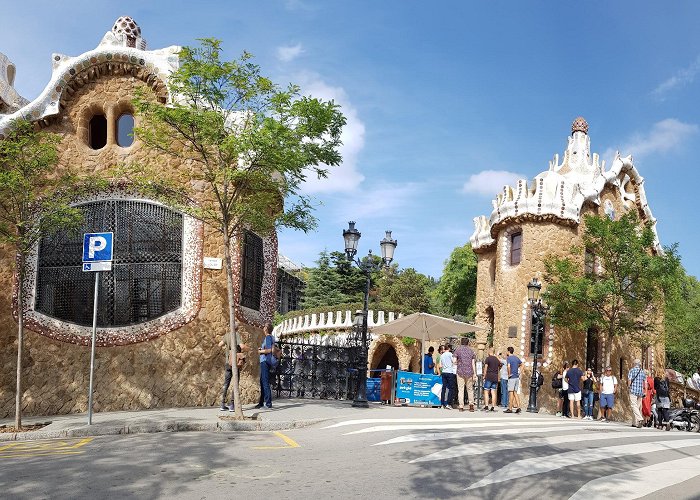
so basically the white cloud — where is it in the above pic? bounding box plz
[295,72,366,194]
[276,43,304,63]
[461,170,526,197]
[603,119,699,165]
[652,55,700,100]
[329,183,420,222]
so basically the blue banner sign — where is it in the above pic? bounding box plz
[395,370,442,406]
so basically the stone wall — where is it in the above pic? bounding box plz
[0,73,272,417]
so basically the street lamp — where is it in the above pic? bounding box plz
[526,277,548,413]
[342,221,397,407]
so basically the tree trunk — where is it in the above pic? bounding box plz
[15,255,25,429]
[222,230,244,419]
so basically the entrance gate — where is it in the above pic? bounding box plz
[271,336,364,400]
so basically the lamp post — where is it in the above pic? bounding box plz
[526,277,548,413]
[342,221,397,408]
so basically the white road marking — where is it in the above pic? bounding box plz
[373,424,609,446]
[410,430,644,463]
[323,416,562,429]
[568,454,700,500]
[465,438,700,491]
[346,419,602,435]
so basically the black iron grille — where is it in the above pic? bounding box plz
[35,199,183,327]
[241,230,264,310]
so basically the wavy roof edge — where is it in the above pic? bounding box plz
[0,17,180,135]
[469,119,662,254]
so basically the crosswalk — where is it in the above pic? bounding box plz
[322,415,700,498]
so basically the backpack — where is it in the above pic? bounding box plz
[536,371,544,388]
[272,343,282,361]
[552,373,563,390]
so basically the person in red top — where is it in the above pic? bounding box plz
[642,369,655,426]
[453,337,476,412]
[482,347,501,412]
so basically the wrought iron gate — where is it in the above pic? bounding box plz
[271,333,366,400]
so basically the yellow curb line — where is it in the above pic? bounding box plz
[253,431,301,450]
[0,451,85,459]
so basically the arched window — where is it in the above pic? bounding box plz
[35,200,183,327]
[89,114,107,150]
[116,113,135,147]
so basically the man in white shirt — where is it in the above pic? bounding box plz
[439,344,457,410]
[692,369,700,391]
[599,366,618,422]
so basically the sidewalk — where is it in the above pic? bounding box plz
[0,399,409,441]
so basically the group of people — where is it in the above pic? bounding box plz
[553,358,673,428]
[423,342,524,413]
[219,322,277,412]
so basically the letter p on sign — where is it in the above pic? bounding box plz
[82,232,114,262]
[89,237,107,258]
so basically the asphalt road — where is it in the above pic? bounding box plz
[2,413,700,499]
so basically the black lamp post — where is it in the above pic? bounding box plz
[343,221,397,408]
[526,277,548,413]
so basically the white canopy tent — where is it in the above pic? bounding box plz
[370,312,487,374]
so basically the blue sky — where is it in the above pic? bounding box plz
[2,1,699,278]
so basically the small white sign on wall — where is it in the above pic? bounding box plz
[203,257,223,270]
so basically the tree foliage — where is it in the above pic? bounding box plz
[664,268,700,374]
[128,39,345,418]
[378,267,432,313]
[543,212,679,364]
[434,243,478,319]
[300,251,347,308]
[0,119,86,428]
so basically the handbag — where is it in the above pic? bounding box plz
[551,374,563,390]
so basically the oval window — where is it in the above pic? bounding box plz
[116,113,135,147]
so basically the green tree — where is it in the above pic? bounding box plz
[301,251,346,308]
[379,267,432,312]
[0,120,84,428]
[434,243,478,319]
[664,268,700,374]
[130,39,345,418]
[543,213,679,366]
[329,250,366,302]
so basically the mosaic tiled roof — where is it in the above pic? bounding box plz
[469,118,661,253]
[0,17,179,134]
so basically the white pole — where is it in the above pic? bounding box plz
[87,271,99,425]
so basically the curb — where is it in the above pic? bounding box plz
[0,417,331,442]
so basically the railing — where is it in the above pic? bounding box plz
[273,309,403,337]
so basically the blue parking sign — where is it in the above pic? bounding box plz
[82,232,114,262]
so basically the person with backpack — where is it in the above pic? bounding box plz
[218,331,248,412]
[599,366,618,421]
[255,323,276,409]
[654,372,671,429]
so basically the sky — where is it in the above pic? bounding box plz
[2,1,699,279]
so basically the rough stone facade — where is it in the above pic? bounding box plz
[0,21,276,417]
[471,118,664,417]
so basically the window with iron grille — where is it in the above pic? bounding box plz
[241,230,264,310]
[35,200,183,327]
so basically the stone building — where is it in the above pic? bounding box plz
[470,117,664,414]
[0,18,277,417]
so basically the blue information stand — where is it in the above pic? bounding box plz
[395,370,442,406]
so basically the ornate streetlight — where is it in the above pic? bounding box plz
[342,221,397,407]
[526,277,548,413]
